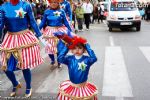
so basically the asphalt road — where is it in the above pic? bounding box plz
[0,20,150,100]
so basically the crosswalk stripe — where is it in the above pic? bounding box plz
[102,46,133,98]
[35,66,68,93]
[139,47,150,63]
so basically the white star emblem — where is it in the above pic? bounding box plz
[53,11,61,17]
[15,7,27,18]
[78,62,87,71]
[61,4,66,9]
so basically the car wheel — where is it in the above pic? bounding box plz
[120,28,127,31]
[109,27,112,32]
[136,26,141,31]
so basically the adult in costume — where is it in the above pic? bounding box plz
[0,0,43,97]
[0,0,4,43]
[39,0,73,67]
[54,32,98,99]
[60,0,72,23]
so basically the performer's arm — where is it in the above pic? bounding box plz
[39,10,47,30]
[62,10,72,31]
[0,8,4,34]
[57,46,69,65]
[26,4,42,38]
[85,43,97,65]
[67,2,72,23]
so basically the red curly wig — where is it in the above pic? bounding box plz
[47,0,61,3]
[68,36,87,49]
[10,0,19,5]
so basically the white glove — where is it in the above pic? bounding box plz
[39,36,49,46]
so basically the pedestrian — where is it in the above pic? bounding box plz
[92,3,98,24]
[39,0,73,67]
[98,2,104,23]
[145,3,150,21]
[71,1,77,32]
[54,32,98,99]
[75,1,84,32]
[82,0,93,30]
[0,0,44,97]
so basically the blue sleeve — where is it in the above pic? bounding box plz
[39,10,47,30]
[67,2,72,22]
[57,46,69,65]
[85,43,97,65]
[26,4,42,38]
[0,7,4,36]
[62,10,72,31]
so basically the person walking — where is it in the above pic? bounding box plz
[75,1,84,32]
[0,0,43,97]
[39,0,73,67]
[82,0,93,30]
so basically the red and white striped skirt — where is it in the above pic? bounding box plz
[57,80,98,100]
[0,29,43,70]
[42,26,68,54]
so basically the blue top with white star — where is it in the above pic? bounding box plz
[58,43,97,84]
[60,1,72,22]
[0,6,3,38]
[0,1,41,38]
[39,9,72,31]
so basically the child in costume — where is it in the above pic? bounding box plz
[39,0,73,67]
[0,0,43,97]
[54,32,98,99]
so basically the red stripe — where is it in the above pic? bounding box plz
[85,86,92,96]
[2,34,10,47]
[5,35,12,48]
[84,87,89,96]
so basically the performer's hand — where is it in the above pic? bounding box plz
[39,36,49,46]
[53,31,65,37]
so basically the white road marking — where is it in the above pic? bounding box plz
[109,36,115,46]
[139,47,150,63]
[102,47,133,99]
[115,97,124,100]
[0,47,47,91]
[35,66,68,93]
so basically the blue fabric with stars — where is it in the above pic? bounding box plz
[0,6,3,35]
[0,6,2,28]
[0,1,41,37]
[58,44,97,84]
[39,9,72,31]
[60,0,72,22]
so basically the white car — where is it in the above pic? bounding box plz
[107,0,141,31]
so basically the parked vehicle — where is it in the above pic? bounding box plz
[107,0,141,31]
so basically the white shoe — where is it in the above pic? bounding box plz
[58,64,63,68]
[86,29,89,31]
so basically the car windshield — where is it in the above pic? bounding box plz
[110,2,137,11]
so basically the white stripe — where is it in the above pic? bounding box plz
[116,97,124,100]
[109,36,115,46]
[139,47,150,63]
[102,47,133,97]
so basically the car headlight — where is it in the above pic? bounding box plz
[110,15,117,20]
[135,15,141,20]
